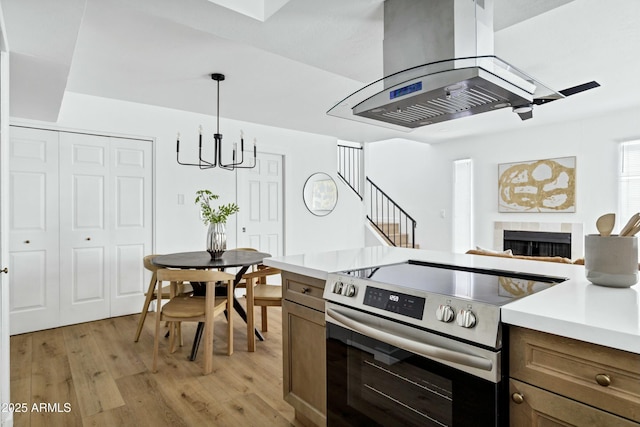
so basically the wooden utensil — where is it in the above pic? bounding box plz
[596,213,615,236]
[626,223,640,237]
[619,212,640,236]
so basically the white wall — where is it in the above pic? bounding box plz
[17,92,363,256]
[367,107,640,257]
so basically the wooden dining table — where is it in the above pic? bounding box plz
[152,249,271,360]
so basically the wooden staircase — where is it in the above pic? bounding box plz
[373,222,419,248]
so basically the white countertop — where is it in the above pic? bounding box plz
[264,246,640,354]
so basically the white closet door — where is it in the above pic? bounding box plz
[59,132,111,326]
[8,127,60,334]
[237,152,284,256]
[109,137,152,316]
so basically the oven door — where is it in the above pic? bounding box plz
[326,304,506,427]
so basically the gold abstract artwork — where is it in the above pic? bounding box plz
[498,156,576,212]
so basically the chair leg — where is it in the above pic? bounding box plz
[203,290,215,375]
[227,281,234,356]
[246,279,255,352]
[153,309,161,373]
[135,278,158,342]
[169,321,177,354]
[260,306,268,332]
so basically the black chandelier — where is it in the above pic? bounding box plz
[176,73,256,170]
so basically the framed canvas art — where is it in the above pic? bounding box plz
[498,156,576,212]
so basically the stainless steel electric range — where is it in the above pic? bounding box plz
[324,260,567,427]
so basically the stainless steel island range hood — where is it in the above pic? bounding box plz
[327,0,598,130]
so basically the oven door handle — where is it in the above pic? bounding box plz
[326,307,493,372]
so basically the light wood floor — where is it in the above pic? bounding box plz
[10,306,303,427]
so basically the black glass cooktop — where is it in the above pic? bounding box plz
[340,260,567,306]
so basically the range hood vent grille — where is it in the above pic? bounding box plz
[376,85,505,126]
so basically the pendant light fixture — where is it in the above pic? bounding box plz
[176,73,257,170]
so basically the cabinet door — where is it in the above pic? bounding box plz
[108,137,152,316]
[8,127,60,334]
[59,132,111,325]
[510,379,639,427]
[510,325,640,422]
[283,299,326,427]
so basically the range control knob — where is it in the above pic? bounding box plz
[333,281,344,294]
[345,284,357,297]
[456,309,477,328]
[436,305,455,323]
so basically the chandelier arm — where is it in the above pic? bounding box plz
[198,136,216,168]
[220,140,243,168]
[229,154,257,169]
[219,133,256,168]
[224,140,257,169]
[177,135,211,167]
[221,138,258,169]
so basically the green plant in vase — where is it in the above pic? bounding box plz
[195,189,239,258]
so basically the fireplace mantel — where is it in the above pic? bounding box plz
[494,222,584,260]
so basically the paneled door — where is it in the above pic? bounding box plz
[8,127,60,334]
[58,132,152,326]
[236,152,284,256]
[108,137,153,317]
[59,132,111,325]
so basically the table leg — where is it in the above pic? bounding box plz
[188,266,265,360]
[190,323,203,361]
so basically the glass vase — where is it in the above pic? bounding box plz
[206,222,226,259]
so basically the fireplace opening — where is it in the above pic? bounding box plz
[503,230,572,258]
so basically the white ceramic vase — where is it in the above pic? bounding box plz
[206,222,226,259]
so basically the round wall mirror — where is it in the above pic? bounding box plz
[303,172,338,216]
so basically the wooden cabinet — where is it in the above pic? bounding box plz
[509,326,640,426]
[282,271,326,427]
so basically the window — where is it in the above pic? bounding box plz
[453,158,473,253]
[619,140,640,222]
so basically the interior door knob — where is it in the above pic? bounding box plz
[86,237,91,241]
[24,240,30,244]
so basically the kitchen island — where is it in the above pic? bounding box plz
[265,246,640,426]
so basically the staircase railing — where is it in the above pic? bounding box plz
[337,144,363,200]
[366,177,417,248]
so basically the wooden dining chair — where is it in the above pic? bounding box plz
[242,266,282,351]
[152,268,235,375]
[134,255,193,342]
[228,247,258,290]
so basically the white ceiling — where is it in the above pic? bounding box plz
[2,0,639,144]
